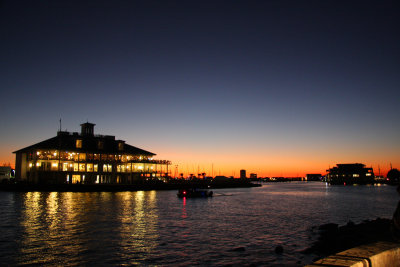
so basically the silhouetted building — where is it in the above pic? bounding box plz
[0,166,13,180]
[387,168,400,184]
[306,174,322,181]
[250,173,257,179]
[214,176,229,182]
[326,163,374,185]
[13,122,171,184]
[240,169,246,179]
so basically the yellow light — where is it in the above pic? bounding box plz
[53,152,57,156]
[36,163,40,167]
[37,151,40,155]
[29,163,33,167]
[52,163,58,167]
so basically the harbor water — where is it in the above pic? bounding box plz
[0,182,398,266]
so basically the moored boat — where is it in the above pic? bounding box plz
[177,188,213,198]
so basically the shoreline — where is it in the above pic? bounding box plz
[0,180,261,192]
[303,217,397,261]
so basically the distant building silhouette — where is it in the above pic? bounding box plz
[250,173,257,179]
[306,174,322,181]
[240,169,246,179]
[13,122,171,184]
[326,163,374,185]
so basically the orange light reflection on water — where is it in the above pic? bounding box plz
[19,191,160,265]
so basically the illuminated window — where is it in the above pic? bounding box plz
[74,163,79,172]
[63,163,68,171]
[103,164,112,172]
[72,175,81,183]
[76,139,82,148]
[51,162,58,171]
[353,174,360,177]
[94,164,98,172]
[98,141,104,149]
[366,173,372,176]
[87,164,93,172]
[79,153,86,161]
[79,163,86,172]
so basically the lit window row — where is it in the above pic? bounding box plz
[28,161,166,173]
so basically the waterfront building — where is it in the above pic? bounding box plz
[240,169,246,179]
[326,163,374,185]
[250,173,257,179]
[13,122,171,184]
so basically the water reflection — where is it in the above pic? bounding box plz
[181,197,187,219]
[3,183,397,266]
[117,191,159,263]
[18,191,160,265]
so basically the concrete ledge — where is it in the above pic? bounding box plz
[306,241,400,267]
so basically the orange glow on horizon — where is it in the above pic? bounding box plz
[155,148,399,178]
[1,146,398,178]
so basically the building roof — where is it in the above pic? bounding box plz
[13,131,155,156]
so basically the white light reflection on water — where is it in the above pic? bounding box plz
[0,182,398,266]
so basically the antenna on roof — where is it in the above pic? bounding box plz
[59,118,62,132]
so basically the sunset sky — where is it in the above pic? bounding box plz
[1,0,399,177]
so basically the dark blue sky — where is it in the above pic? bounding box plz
[1,0,399,176]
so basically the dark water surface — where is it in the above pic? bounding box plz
[0,182,397,266]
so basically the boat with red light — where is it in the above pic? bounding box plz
[177,188,213,198]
